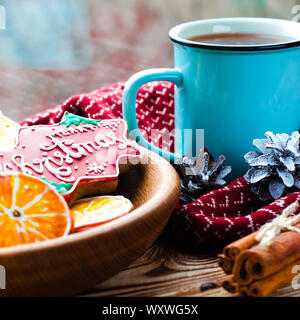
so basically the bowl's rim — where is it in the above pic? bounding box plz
[0,149,180,256]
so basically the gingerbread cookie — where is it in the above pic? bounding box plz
[0,112,142,204]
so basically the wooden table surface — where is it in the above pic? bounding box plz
[81,228,300,297]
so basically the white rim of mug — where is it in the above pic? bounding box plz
[169,17,300,51]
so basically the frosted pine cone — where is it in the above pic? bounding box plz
[174,148,232,204]
[244,131,300,201]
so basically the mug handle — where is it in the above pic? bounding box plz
[122,68,183,162]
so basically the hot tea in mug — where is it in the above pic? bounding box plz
[123,18,300,177]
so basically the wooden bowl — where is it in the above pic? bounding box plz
[0,148,180,297]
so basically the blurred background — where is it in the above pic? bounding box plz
[0,0,298,121]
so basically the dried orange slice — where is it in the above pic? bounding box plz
[0,173,72,247]
[0,112,20,151]
[71,195,134,231]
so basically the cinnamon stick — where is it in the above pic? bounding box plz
[238,285,250,297]
[248,258,300,297]
[234,227,300,282]
[232,251,253,285]
[223,231,258,260]
[218,254,234,274]
[222,275,238,294]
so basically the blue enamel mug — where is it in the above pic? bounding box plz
[122,18,300,177]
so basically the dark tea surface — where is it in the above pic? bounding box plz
[188,32,297,45]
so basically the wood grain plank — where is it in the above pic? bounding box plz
[82,229,228,297]
[82,229,300,297]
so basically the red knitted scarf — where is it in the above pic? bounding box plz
[21,81,300,247]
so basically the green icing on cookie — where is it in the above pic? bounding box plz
[42,177,72,194]
[59,112,102,127]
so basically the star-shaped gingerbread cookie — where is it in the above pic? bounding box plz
[0,112,142,204]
